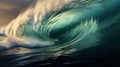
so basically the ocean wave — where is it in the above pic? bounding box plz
[0,0,120,66]
[0,0,119,57]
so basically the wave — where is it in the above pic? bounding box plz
[0,0,120,66]
[0,0,120,54]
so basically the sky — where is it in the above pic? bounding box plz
[0,0,36,25]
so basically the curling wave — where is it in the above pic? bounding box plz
[0,0,120,66]
[0,0,120,54]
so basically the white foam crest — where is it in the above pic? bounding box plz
[5,7,33,36]
[5,0,73,37]
[34,0,72,23]
[0,26,5,34]
[0,36,54,50]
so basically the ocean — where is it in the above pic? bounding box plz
[0,0,120,67]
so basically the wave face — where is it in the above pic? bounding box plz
[0,0,120,66]
[3,0,103,49]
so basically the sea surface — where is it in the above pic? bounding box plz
[0,0,120,67]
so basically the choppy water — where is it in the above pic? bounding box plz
[0,0,120,67]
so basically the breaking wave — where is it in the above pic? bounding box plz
[0,0,120,66]
[1,0,120,51]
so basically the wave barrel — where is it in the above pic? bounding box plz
[49,0,120,38]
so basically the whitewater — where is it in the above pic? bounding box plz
[0,0,120,66]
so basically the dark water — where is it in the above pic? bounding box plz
[0,0,120,67]
[0,33,120,67]
[0,45,120,67]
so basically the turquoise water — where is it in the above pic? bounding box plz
[0,0,120,66]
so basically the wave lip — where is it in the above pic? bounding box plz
[0,0,120,66]
[0,0,120,53]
